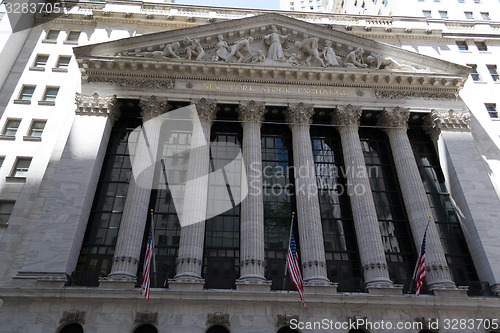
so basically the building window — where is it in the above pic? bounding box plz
[464,11,474,19]
[26,120,46,138]
[486,104,498,118]
[31,54,49,70]
[468,64,480,81]
[2,119,21,136]
[0,201,15,226]
[475,41,487,51]
[458,0,464,3]
[54,56,71,72]
[481,12,490,20]
[456,41,468,51]
[0,156,4,168]
[439,10,448,18]
[474,0,480,3]
[11,157,32,178]
[418,0,424,2]
[423,10,432,17]
[65,31,81,43]
[41,87,59,102]
[45,30,59,41]
[18,85,35,101]
[487,65,499,81]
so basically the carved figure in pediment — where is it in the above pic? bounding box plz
[161,42,181,59]
[184,37,205,61]
[264,26,290,61]
[323,41,341,67]
[252,50,266,63]
[213,34,230,61]
[119,42,181,59]
[344,47,368,68]
[366,54,420,71]
[226,37,254,63]
[288,53,300,66]
[295,37,325,67]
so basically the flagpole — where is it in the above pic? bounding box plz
[282,212,295,291]
[409,215,431,294]
[150,209,157,289]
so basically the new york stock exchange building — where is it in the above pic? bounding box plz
[0,2,499,333]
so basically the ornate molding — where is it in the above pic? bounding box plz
[75,93,120,123]
[277,314,299,328]
[87,76,175,89]
[207,312,230,327]
[194,98,218,122]
[377,106,410,128]
[60,310,86,325]
[139,95,170,122]
[135,312,158,326]
[285,102,314,125]
[237,100,267,123]
[423,109,470,139]
[375,90,457,101]
[331,104,361,126]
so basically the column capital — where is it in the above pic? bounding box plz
[331,104,362,127]
[423,109,470,139]
[237,100,267,123]
[139,95,170,122]
[377,107,409,129]
[194,98,217,122]
[285,102,314,126]
[75,93,120,123]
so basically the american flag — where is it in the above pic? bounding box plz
[141,223,153,300]
[287,232,306,308]
[415,226,428,296]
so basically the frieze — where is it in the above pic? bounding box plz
[375,90,456,100]
[87,77,175,89]
[423,109,470,136]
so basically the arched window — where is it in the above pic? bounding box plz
[277,327,299,333]
[206,325,230,333]
[59,323,84,333]
[133,324,158,333]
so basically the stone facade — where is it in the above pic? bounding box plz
[0,2,499,333]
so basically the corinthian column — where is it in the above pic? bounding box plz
[172,98,217,288]
[285,103,329,284]
[331,105,394,292]
[236,101,267,284]
[378,107,456,290]
[104,96,169,286]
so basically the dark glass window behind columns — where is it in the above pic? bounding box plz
[311,125,363,292]
[359,128,417,291]
[74,108,141,286]
[408,129,480,295]
[203,122,242,289]
[262,123,297,290]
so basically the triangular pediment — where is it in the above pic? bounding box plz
[74,13,469,91]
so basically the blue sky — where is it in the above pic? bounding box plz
[175,0,280,10]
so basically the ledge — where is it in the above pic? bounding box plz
[38,101,55,106]
[41,39,57,44]
[23,136,42,142]
[63,41,79,45]
[29,67,45,72]
[0,135,16,141]
[52,67,68,73]
[5,176,26,183]
[13,100,31,105]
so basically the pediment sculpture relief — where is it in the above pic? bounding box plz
[116,26,427,72]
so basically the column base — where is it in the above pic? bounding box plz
[366,283,403,295]
[236,279,271,292]
[99,276,136,289]
[431,286,468,297]
[303,281,338,294]
[168,278,205,291]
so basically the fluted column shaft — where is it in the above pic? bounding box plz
[286,103,329,284]
[175,99,217,280]
[238,101,267,282]
[379,107,455,289]
[108,96,168,280]
[332,105,393,287]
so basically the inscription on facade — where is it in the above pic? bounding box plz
[202,83,348,96]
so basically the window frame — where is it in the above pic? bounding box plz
[0,201,15,226]
[487,65,499,82]
[467,64,481,81]
[423,10,432,18]
[53,55,71,72]
[64,31,81,44]
[14,85,36,104]
[475,41,487,51]
[456,41,468,51]
[24,119,46,141]
[464,11,474,19]
[10,157,32,179]
[481,12,490,20]
[43,30,60,43]
[439,10,448,18]
[39,86,59,105]
[1,118,21,137]
[485,103,498,119]
[30,54,49,71]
